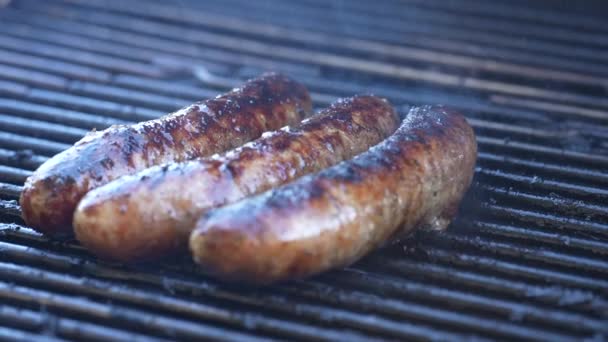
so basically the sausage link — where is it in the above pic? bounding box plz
[20,73,311,236]
[189,106,477,284]
[74,96,399,262]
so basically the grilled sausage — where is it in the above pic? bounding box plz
[20,73,311,236]
[190,105,477,284]
[74,96,400,262]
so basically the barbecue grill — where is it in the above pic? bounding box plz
[1,0,607,340]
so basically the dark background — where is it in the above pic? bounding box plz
[0,0,606,341]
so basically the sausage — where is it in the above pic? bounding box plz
[73,96,400,262]
[20,73,311,236]
[189,105,477,284]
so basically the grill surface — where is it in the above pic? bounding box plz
[1,0,607,340]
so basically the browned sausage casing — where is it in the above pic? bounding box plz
[190,106,477,284]
[74,96,400,262]
[20,73,311,236]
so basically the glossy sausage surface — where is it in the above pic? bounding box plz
[74,96,399,262]
[20,73,311,236]
[190,106,477,284]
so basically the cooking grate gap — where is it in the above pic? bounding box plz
[418,232,608,281]
[0,284,282,342]
[0,132,70,157]
[15,0,608,103]
[477,153,608,187]
[471,182,608,216]
[0,267,367,342]
[341,265,606,313]
[379,0,608,34]
[0,304,168,342]
[392,245,608,293]
[0,246,481,341]
[350,260,608,319]
[367,249,608,296]
[205,1,601,46]
[274,283,586,341]
[0,99,122,130]
[0,231,592,336]
[1,77,604,167]
[2,223,604,338]
[310,273,606,336]
[0,33,604,130]
[454,217,608,259]
[474,169,608,205]
[91,0,608,55]
[1,0,607,339]
[468,220,608,257]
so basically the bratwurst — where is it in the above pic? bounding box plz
[190,105,477,284]
[20,73,311,236]
[74,96,400,262]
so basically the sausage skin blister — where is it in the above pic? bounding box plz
[74,96,400,262]
[190,106,477,284]
[20,73,311,236]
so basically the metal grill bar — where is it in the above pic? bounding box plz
[0,133,69,156]
[5,8,605,89]
[423,232,608,275]
[4,59,601,172]
[413,247,608,292]
[10,0,608,109]
[352,258,605,313]
[397,0,608,32]
[0,239,478,341]
[0,59,605,160]
[304,276,605,335]
[471,221,608,255]
[0,184,22,199]
[479,204,608,237]
[0,0,607,340]
[0,326,66,342]
[206,0,608,48]
[0,226,604,340]
[0,99,125,128]
[0,235,591,341]
[90,0,608,63]
[0,65,69,90]
[0,31,604,130]
[0,305,166,342]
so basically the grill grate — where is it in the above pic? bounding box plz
[1,0,607,340]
